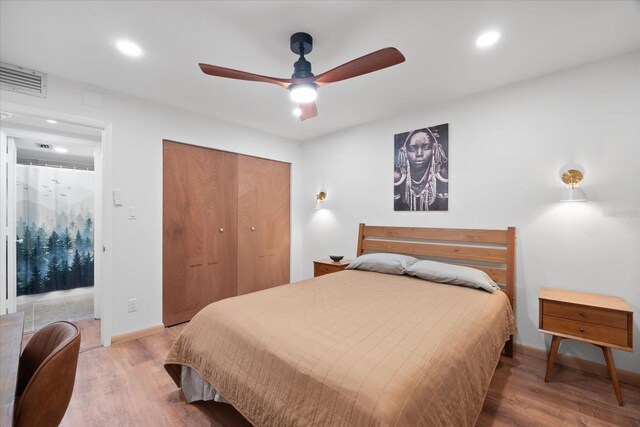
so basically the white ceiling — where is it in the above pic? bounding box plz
[1,114,99,166]
[0,114,102,140]
[14,135,96,168]
[1,1,639,141]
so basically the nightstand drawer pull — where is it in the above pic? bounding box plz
[579,311,585,317]
[579,328,585,333]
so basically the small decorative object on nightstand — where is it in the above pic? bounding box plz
[539,287,633,406]
[314,259,350,277]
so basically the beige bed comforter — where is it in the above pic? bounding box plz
[165,270,516,426]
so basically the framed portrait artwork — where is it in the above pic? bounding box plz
[394,124,449,211]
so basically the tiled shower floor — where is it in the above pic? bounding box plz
[17,287,95,333]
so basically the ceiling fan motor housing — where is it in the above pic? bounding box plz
[292,57,313,79]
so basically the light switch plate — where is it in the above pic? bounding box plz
[113,189,123,206]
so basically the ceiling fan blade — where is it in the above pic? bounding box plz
[199,63,292,88]
[299,103,318,121]
[314,47,405,86]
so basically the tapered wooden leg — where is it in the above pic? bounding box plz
[545,335,562,382]
[601,346,624,406]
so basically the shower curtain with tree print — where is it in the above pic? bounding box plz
[16,164,95,296]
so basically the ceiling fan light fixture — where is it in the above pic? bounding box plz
[289,83,317,104]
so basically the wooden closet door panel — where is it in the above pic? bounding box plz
[237,156,269,295]
[264,160,290,288]
[237,156,290,295]
[164,142,239,326]
[203,150,238,302]
[163,141,205,325]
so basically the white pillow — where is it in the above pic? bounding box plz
[405,260,500,293]
[346,253,418,275]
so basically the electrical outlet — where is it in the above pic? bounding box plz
[127,298,138,313]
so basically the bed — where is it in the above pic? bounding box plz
[165,224,516,426]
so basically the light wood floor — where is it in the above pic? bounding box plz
[60,324,640,426]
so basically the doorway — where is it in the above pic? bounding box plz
[1,112,104,351]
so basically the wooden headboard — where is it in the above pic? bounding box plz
[356,224,516,356]
[356,223,516,309]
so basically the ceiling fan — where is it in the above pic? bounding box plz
[199,32,405,121]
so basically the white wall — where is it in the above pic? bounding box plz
[1,75,304,339]
[300,51,640,373]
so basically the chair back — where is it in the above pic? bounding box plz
[14,321,81,427]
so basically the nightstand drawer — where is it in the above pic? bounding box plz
[542,300,627,329]
[313,259,350,277]
[314,264,334,276]
[542,315,628,347]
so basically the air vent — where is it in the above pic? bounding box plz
[36,143,52,149]
[0,62,47,98]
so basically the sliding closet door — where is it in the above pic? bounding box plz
[237,156,290,295]
[163,141,238,326]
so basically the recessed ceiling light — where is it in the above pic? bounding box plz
[292,107,302,117]
[54,147,68,153]
[46,119,58,124]
[116,40,143,57]
[476,31,501,48]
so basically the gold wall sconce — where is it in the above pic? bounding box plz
[315,190,327,210]
[560,164,587,202]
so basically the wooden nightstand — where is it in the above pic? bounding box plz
[313,259,350,277]
[539,288,633,406]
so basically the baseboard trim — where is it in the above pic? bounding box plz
[111,324,164,345]
[514,343,640,387]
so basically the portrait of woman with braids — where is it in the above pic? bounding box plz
[394,124,449,211]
